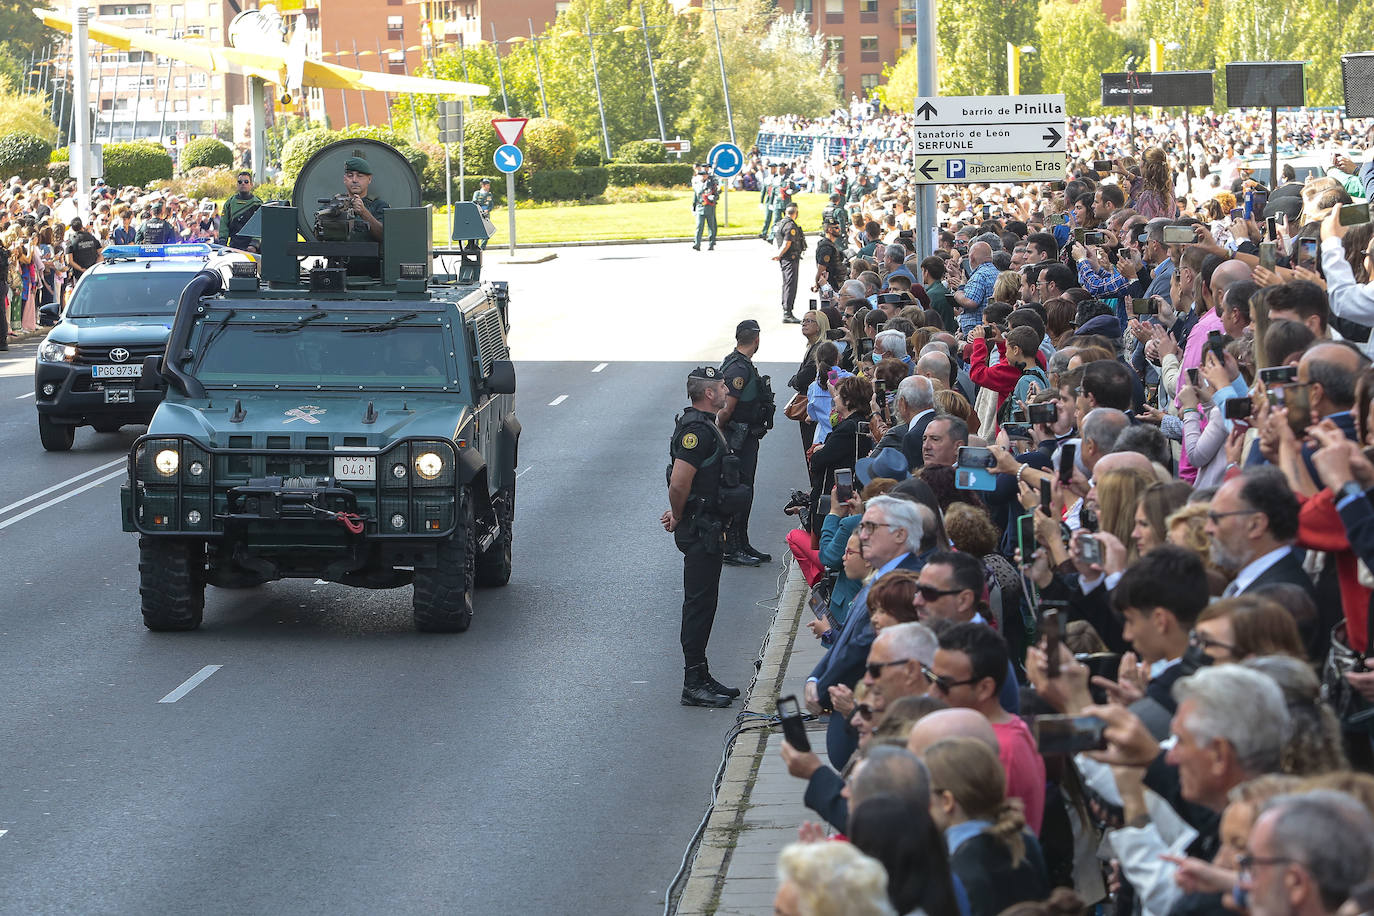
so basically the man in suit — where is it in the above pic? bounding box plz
[804,495,926,770]
[1206,467,1315,598]
[868,375,936,469]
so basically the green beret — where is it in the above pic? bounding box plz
[343,156,372,175]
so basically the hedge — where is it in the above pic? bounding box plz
[46,160,69,182]
[606,163,692,187]
[572,147,603,167]
[281,128,336,179]
[523,118,576,173]
[179,137,233,172]
[614,139,667,164]
[0,131,54,180]
[102,141,174,187]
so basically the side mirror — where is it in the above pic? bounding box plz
[137,354,164,391]
[486,358,516,395]
[38,303,61,326]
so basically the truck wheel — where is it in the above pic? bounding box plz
[475,483,514,587]
[38,415,75,451]
[139,537,206,631]
[413,495,475,632]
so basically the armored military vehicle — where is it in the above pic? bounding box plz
[120,139,518,633]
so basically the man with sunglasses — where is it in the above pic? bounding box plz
[861,622,938,715]
[218,171,262,251]
[804,495,926,770]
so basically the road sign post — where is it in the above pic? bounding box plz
[491,119,528,255]
[438,100,464,218]
[910,94,1067,186]
[708,141,743,234]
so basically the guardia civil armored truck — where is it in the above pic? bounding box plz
[120,139,518,633]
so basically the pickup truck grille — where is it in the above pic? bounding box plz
[72,344,165,366]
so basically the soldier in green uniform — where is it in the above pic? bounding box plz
[663,365,746,707]
[820,192,844,232]
[691,164,718,252]
[471,177,494,219]
[342,155,389,278]
[758,163,779,240]
[717,319,775,567]
[218,171,262,249]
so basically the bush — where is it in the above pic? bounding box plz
[179,137,233,172]
[523,118,577,173]
[572,146,603,167]
[281,128,336,179]
[606,163,692,188]
[460,108,503,175]
[335,125,428,181]
[0,91,60,145]
[181,167,237,202]
[46,160,69,182]
[528,169,583,201]
[101,141,173,187]
[50,147,69,162]
[0,131,54,180]
[254,179,294,204]
[614,139,666,163]
[580,166,609,198]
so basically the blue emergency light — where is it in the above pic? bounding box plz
[102,243,213,260]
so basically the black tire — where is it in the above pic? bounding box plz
[92,421,123,433]
[475,484,514,587]
[38,415,75,451]
[412,494,475,632]
[139,537,206,631]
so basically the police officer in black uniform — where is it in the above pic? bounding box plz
[663,366,747,707]
[813,216,847,305]
[718,319,775,567]
[135,200,175,244]
[772,203,804,324]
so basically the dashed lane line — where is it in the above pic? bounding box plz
[158,665,223,704]
[592,363,608,373]
[14,391,33,399]
[0,458,125,520]
[549,394,568,406]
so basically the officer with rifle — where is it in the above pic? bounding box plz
[718,319,776,567]
[662,366,751,707]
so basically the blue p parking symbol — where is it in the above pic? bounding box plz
[946,159,966,180]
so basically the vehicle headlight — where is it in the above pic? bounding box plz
[415,451,444,480]
[154,449,180,476]
[38,339,76,363]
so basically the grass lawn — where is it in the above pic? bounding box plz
[431,191,829,247]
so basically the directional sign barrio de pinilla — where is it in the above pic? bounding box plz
[910,94,1067,185]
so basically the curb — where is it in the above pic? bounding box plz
[435,234,767,253]
[674,560,808,916]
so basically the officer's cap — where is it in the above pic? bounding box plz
[736,319,761,336]
[480,177,491,185]
[688,366,720,380]
[343,156,373,175]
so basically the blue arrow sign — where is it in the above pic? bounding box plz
[494,144,523,174]
[707,142,743,178]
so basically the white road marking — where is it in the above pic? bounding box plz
[516,465,532,479]
[14,391,33,399]
[549,394,568,406]
[0,829,8,839]
[0,467,125,530]
[0,458,125,516]
[592,363,608,373]
[158,665,223,704]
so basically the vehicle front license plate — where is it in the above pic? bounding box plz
[104,387,134,404]
[92,364,142,379]
[333,456,376,481]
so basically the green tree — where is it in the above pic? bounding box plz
[1035,0,1125,116]
[1292,0,1374,106]
[0,87,59,144]
[878,44,923,113]
[936,0,1039,95]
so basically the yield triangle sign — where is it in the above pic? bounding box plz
[492,118,528,146]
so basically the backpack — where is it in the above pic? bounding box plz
[995,365,1048,428]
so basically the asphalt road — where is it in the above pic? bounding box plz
[0,238,812,913]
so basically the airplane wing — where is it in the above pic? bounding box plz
[34,8,489,97]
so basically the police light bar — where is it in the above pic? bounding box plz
[103,243,213,260]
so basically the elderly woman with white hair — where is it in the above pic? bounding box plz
[774,840,897,916]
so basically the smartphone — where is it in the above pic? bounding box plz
[982,204,992,219]
[825,328,847,341]
[1130,297,1157,315]
[1076,533,1103,565]
[1040,478,1052,514]
[873,377,889,422]
[858,336,875,359]
[857,420,871,437]
[955,467,999,492]
[1003,423,1032,440]
[1017,513,1036,563]
[1083,230,1106,245]
[957,446,996,469]
[807,589,830,621]
[1164,225,1195,245]
[1186,367,1200,388]
[1223,396,1253,420]
[1266,216,1277,240]
[1047,212,1066,227]
[1028,402,1058,425]
[1341,202,1371,226]
[834,468,854,503]
[1283,382,1312,437]
[1243,190,1254,220]
[1093,159,1112,173]
[1048,180,1066,191]
[1260,365,1297,385]
[1229,207,1245,220]
[1034,714,1108,755]
[1298,237,1319,266]
[777,695,811,752]
[1072,227,1086,243]
[1259,241,1277,271]
[1207,330,1227,364]
[1041,607,1061,678]
[1057,442,1076,484]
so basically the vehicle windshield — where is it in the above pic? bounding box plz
[66,268,199,318]
[186,315,455,389]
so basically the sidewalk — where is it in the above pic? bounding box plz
[676,562,834,916]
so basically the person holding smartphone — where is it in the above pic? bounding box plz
[1319,203,1374,353]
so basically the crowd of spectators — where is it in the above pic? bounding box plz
[1,175,226,340]
[764,126,1374,916]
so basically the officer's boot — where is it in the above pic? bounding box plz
[737,507,772,563]
[702,661,741,699]
[722,523,761,567]
[782,310,801,324]
[682,664,733,707]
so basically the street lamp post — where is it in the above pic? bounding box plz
[528,19,550,119]
[614,2,667,142]
[1006,43,1035,96]
[705,0,736,147]
[584,9,612,159]
[490,22,510,115]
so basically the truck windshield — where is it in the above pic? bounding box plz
[67,269,198,318]
[187,318,455,389]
